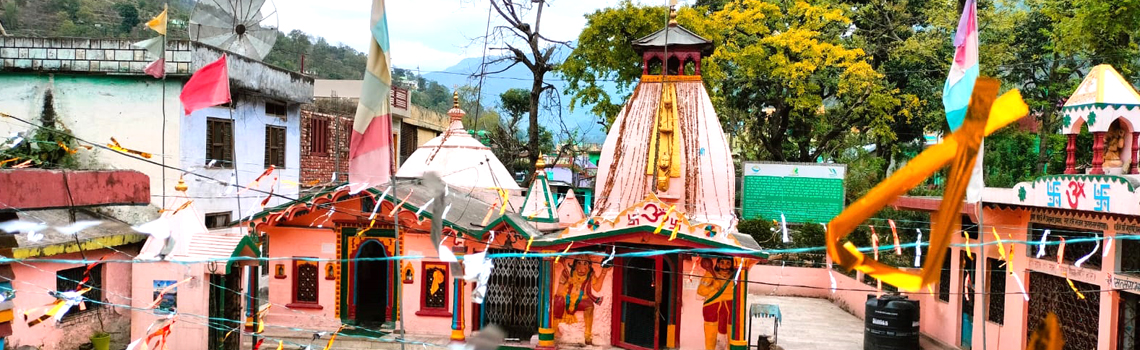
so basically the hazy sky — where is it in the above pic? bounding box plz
[272,0,626,72]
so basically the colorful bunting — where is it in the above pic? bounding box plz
[889,219,901,255]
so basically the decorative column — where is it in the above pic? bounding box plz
[536,256,556,350]
[451,247,467,343]
[728,259,753,350]
[1065,134,1078,174]
[1092,132,1107,174]
[1131,132,1139,174]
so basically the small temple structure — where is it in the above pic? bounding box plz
[1061,64,1140,175]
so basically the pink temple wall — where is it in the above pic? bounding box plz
[400,232,456,337]
[130,262,211,350]
[748,204,1136,350]
[264,226,340,329]
[8,249,134,350]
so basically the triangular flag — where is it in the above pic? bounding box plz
[180,54,231,115]
[147,5,168,35]
[144,58,165,79]
[133,36,164,60]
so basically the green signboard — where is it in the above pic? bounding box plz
[741,162,846,224]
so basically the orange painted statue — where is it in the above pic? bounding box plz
[553,257,610,344]
[697,257,736,350]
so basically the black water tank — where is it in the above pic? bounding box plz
[864,293,920,350]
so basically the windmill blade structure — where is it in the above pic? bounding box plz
[189,0,279,61]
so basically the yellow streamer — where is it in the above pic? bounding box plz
[1065,273,1086,300]
[389,191,414,217]
[554,243,573,263]
[993,228,1007,261]
[824,78,1028,292]
[962,230,972,260]
[656,205,676,236]
[523,235,534,259]
[275,341,283,350]
[322,325,347,350]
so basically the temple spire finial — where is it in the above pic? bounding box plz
[447,91,466,122]
[668,5,678,26]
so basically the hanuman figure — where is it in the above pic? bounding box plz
[697,257,736,350]
[553,258,611,345]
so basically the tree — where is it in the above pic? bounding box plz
[701,0,903,162]
[113,2,138,35]
[478,0,570,183]
[560,1,668,129]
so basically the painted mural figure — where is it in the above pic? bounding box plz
[554,258,610,345]
[698,257,736,350]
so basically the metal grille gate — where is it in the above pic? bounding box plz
[481,248,541,340]
[1121,292,1140,350]
[1027,272,1100,350]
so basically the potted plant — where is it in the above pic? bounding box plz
[89,331,111,350]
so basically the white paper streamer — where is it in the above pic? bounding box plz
[486,230,496,245]
[224,173,237,195]
[915,229,923,267]
[780,213,789,243]
[415,198,436,218]
[733,262,744,282]
[0,220,46,234]
[1036,229,1051,258]
[462,252,494,304]
[1075,234,1100,268]
[826,256,836,293]
[602,246,616,266]
[27,231,44,242]
[441,203,452,220]
[1104,237,1114,258]
[438,243,458,262]
[1011,272,1029,301]
[370,186,392,220]
[54,220,103,235]
[132,217,171,240]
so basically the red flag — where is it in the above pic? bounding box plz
[180,54,230,115]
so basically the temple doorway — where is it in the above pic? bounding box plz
[613,254,679,350]
[354,240,390,328]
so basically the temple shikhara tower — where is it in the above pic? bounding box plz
[591,12,737,229]
[532,8,766,350]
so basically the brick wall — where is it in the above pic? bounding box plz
[300,110,352,186]
[0,37,193,75]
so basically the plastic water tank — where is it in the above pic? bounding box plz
[864,293,920,350]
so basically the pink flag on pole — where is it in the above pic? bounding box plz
[179,54,230,115]
[144,58,165,79]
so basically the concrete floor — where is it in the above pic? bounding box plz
[746,295,864,350]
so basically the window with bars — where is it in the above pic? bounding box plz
[938,248,951,302]
[206,118,234,168]
[308,118,330,155]
[1028,223,1103,270]
[205,212,231,229]
[292,259,319,304]
[987,258,1005,325]
[265,126,286,168]
[1028,271,1100,350]
[56,264,103,319]
[1120,234,1140,277]
[266,102,287,117]
[1120,292,1140,350]
[418,262,449,315]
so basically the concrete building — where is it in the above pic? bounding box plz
[309,79,448,179]
[0,37,314,224]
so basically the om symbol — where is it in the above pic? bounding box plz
[1066,181,1086,209]
[641,203,667,223]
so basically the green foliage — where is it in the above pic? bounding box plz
[113,2,138,35]
[736,217,773,246]
[264,30,369,80]
[983,127,1042,187]
[560,1,668,129]
[0,125,81,169]
[2,1,20,30]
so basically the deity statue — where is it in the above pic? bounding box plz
[553,257,611,345]
[697,257,736,350]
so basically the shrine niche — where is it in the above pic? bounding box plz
[1103,118,1132,172]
